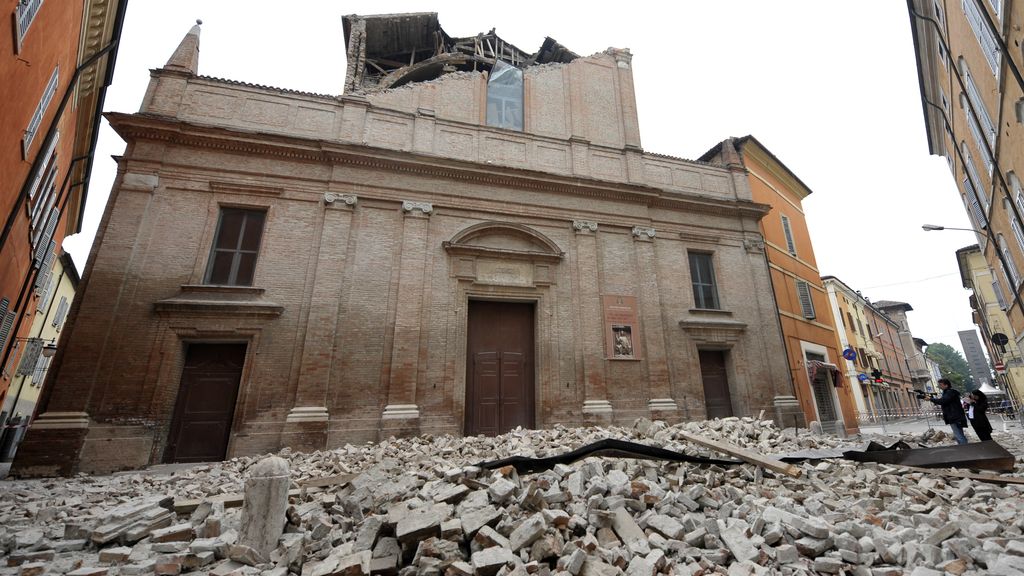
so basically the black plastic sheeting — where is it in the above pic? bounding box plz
[780,439,1016,472]
[476,438,740,474]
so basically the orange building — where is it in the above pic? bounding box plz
[701,137,858,434]
[0,1,126,423]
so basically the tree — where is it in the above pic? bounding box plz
[926,343,973,392]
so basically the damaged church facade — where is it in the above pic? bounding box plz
[14,14,802,475]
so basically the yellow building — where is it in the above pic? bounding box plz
[0,252,77,462]
[957,244,1024,405]
[909,0,1024,354]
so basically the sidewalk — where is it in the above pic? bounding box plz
[857,413,1023,437]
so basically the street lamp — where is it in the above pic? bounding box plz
[921,224,982,232]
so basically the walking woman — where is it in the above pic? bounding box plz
[965,389,993,441]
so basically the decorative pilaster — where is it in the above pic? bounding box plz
[572,220,611,422]
[288,192,357,452]
[9,412,90,477]
[632,228,675,420]
[381,201,433,435]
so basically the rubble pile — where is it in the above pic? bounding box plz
[2,418,1024,576]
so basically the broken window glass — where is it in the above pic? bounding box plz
[486,60,523,131]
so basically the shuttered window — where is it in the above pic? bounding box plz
[993,278,1008,309]
[23,65,59,157]
[31,354,51,387]
[52,296,69,330]
[0,298,13,350]
[14,0,44,52]
[963,94,995,175]
[961,62,996,148]
[963,0,1002,76]
[999,235,1020,286]
[34,240,56,295]
[205,208,266,286]
[33,209,59,268]
[781,214,797,255]
[688,252,720,310]
[797,280,816,319]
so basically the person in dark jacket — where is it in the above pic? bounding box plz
[965,389,993,441]
[918,378,969,444]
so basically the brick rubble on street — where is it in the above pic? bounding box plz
[2,418,1024,576]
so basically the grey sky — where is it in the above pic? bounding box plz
[67,1,981,356]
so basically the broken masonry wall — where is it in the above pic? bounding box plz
[360,50,641,151]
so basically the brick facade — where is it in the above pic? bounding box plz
[13,19,797,475]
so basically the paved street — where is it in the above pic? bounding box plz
[858,413,1023,437]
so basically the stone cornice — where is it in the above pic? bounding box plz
[105,112,772,220]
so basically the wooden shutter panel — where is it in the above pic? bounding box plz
[797,281,816,319]
[34,208,59,267]
[0,298,11,348]
[781,215,797,255]
[53,296,69,329]
[34,240,56,294]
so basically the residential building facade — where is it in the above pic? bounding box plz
[823,276,921,416]
[957,243,1024,403]
[13,16,801,476]
[700,137,855,435]
[0,0,126,440]
[908,0,1024,355]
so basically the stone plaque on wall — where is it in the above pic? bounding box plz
[477,260,533,287]
[602,295,640,359]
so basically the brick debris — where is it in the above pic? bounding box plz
[2,418,1023,576]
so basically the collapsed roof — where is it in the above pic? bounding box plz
[342,13,579,93]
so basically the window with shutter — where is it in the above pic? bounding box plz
[781,214,797,255]
[962,0,1001,76]
[961,62,996,147]
[34,240,56,295]
[31,354,51,387]
[0,298,11,349]
[3,342,19,378]
[34,209,59,268]
[999,236,1020,286]
[15,0,44,50]
[52,296,69,330]
[23,65,59,157]
[993,278,1008,309]
[797,280,816,319]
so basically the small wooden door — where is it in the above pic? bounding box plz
[699,350,734,419]
[165,343,246,463]
[466,301,535,436]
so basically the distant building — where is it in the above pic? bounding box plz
[959,329,992,388]
[13,15,800,476]
[957,243,1024,402]
[821,277,920,418]
[0,0,126,447]
[908,1,1024,360]
[872,301,933,392]
[701,137,850,434]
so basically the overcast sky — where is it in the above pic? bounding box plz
[65,1,983,357]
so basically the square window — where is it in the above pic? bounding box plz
[204,208,266,286]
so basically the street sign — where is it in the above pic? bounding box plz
[857,373,869,382]
[843,348,857,361]
[995,361,1006,374]
[993,333,1009,346]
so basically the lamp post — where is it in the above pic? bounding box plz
[921,224,982,232]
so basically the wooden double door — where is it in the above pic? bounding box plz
[465,301,535,436]
[164,343,246,463]
[699,350,734,419]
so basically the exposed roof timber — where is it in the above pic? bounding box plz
[343,13,580,93]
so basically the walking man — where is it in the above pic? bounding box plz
[919,378,969,444]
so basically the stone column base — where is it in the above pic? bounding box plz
[648,398,679,423]
[10,411,90,477]
[282,407,329,454]
[379,404,421,439]
[582,400,613,426]
[772,395,807,429]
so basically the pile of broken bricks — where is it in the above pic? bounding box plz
[2,417,1024,576]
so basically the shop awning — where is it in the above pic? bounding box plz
[807,360,842,386]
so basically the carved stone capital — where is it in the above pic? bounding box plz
[632,226,656,240]
[324,192,357,207]
[402,201,433,216]
[744,238,765,253]
[573,220,598,233]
